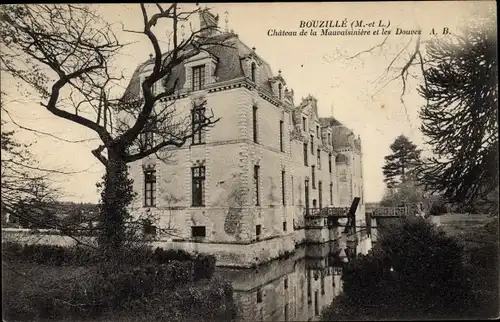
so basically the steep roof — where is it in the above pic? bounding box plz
[331,125,356,148]
[122,32,276,100]
[319,117,343,127]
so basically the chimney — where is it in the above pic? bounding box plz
[199,8,219,38]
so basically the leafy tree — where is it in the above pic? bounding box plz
[417,15,498,211]
[380,178,426,207]
[382,135,422,188]
[0,4,229,253]
[322,218,477,320]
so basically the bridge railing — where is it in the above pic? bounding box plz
[367,207,409,217]
[304,206,351,218]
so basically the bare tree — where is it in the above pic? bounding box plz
[0,4,230,253]
[327,9,497,210]
[1,117,59,229]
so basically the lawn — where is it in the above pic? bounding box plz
[439,213,499,248]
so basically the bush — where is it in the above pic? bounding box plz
[193,253,217,280]
[322,217,474,320]
[1,242,211,267]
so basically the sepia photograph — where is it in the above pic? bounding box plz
[1,2,498,321]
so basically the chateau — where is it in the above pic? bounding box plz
[124,9,371,267]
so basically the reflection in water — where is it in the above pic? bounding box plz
[217,242,350,321]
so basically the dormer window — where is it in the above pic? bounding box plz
[302,117,307,131]
[278,83,283,99]
[192,65,205,91]
[251,62,257,82]
[152,78,163,97]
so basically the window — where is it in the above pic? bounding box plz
[321,271,325,295]
[315,291,319,315]
[257,288,263,303]
[281,170,286,205]
[143,219,157,235]
[327,133,331,145]
[303,143,308,166]
[256,224,261,241]
[284,304,289,322]
[283,221,287,232]
[191,166,205,206]
[317,149,321,170]
[310,135,314,154]
[316,125,319,138]
[318,181,322,209]
[284,277,288,289]
[302,117,306,131]
[152,79,162,96]
[192,65,205,91]
[328,153,332,173]
[254,165,260,206]
[278,83,283,99]
[279,120,284,152]
[251,62,257,82]
[312,166,316,189]
[191,226,206,237]
[253,105,258,143]
[144,169,156,207]
[192,103,206,145]
[307,270,312,303]
[141,131,154,150]
[330,182,333,205]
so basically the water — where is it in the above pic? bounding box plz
[217,242,349,322]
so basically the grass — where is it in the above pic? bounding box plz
[439,213,499,249]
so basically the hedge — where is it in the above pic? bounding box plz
[2,242,216,280]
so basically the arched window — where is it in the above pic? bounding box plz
[251,62,257,82]
[278,83,283,99]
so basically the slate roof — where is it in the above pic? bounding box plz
[319,117,343,127]
[122,32,276,100]
[331,125,356,149]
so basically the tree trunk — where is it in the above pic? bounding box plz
[97,148,134,256]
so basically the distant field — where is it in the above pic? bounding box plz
[438,213,499,250]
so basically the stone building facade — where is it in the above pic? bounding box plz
[123,9,369,267]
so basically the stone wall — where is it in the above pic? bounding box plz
[153,233,296,267]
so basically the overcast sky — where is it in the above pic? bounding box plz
[2,1,495,203]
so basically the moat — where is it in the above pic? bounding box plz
[217,242,352,321]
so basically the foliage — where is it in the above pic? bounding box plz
[380,178,426,207]
[416,14,498,211]
[95,156,136,253]
[2,242,216,278]
[322,218,476,320]
[382,135,422,188]
[2,262,234,322]
[2,242,226,321]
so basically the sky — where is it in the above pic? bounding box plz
[2,1,496,203]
